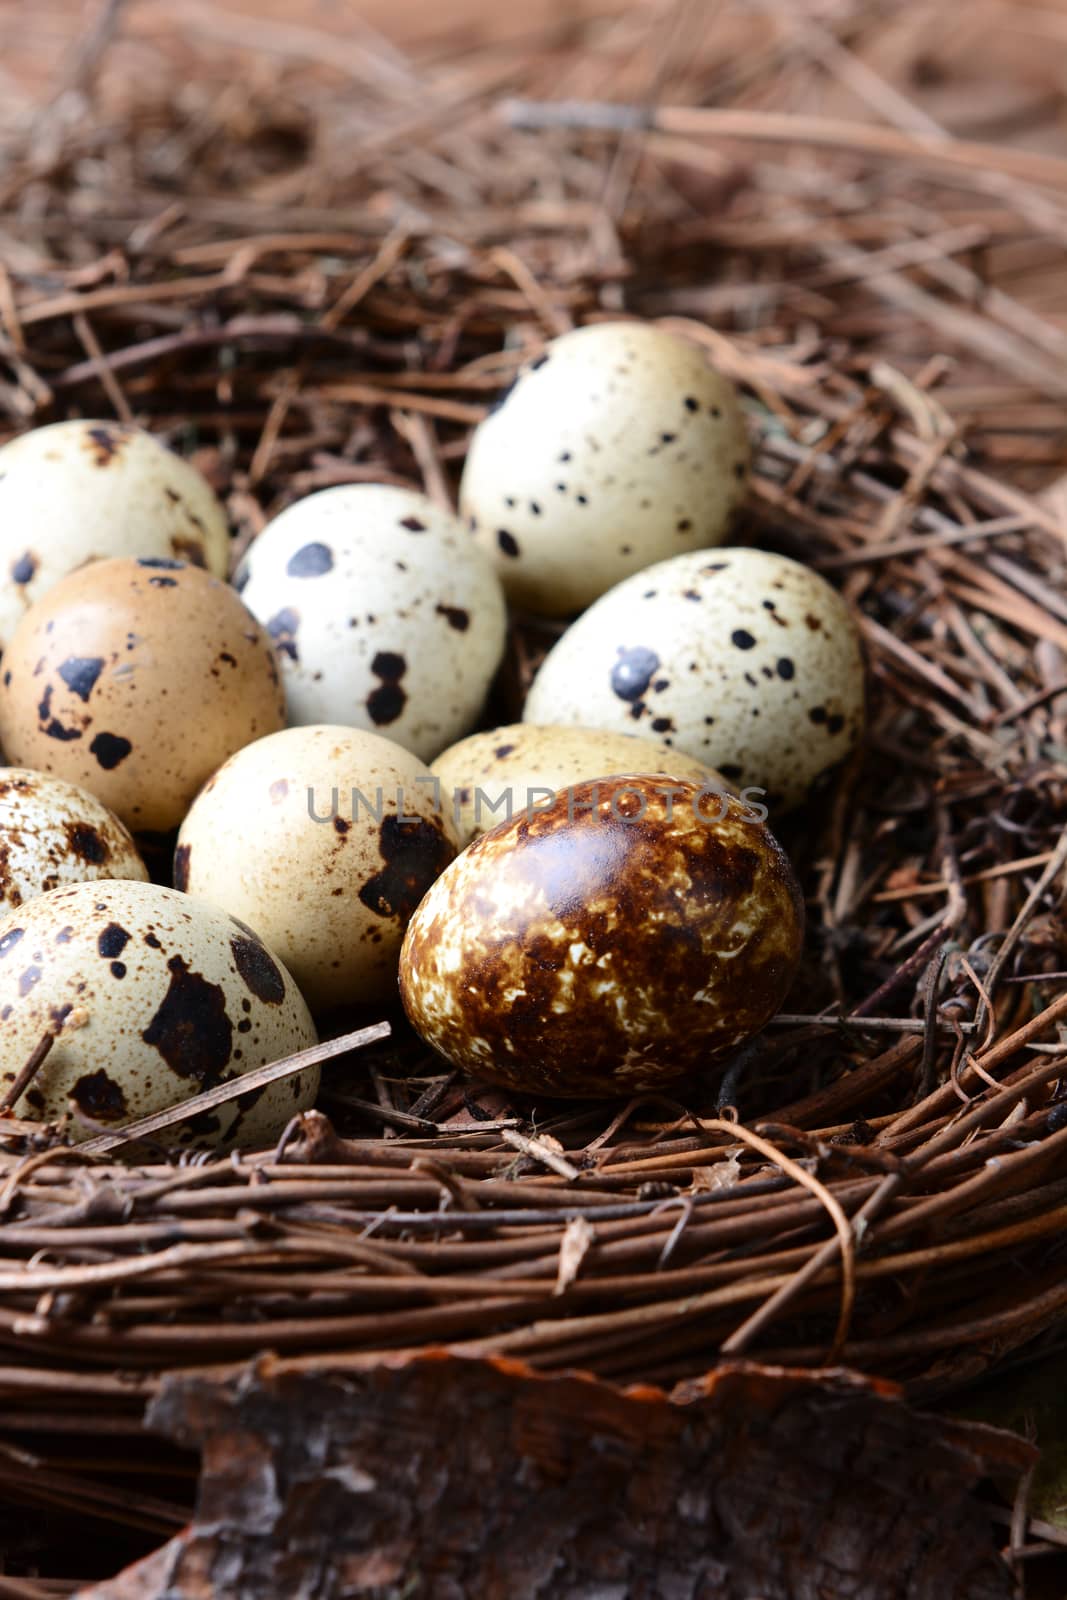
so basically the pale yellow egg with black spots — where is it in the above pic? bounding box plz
[400,775,803,1099]
[431,723,728,847]
[0,879,318,1148]
[0,557,286,833]
[175,724,458,1012]
[0,768,148,915]
[524,548,865,811]
[460,322,750,616]
[0,421,229,652]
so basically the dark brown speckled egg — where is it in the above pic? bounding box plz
[399,774,803,1098]
[0,557,285,832]
[0,879,318,1147]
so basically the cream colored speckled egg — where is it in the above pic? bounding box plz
[400,775,803,1098]
[460,322,750,617]
[0,768,147,914]
[0,557,286,833]
[175,724,457,1012]
[523,548,865,811]
[0,879,318,1147]
[235,485,507,762]
[431,722,728,847]
[0,421,229,652]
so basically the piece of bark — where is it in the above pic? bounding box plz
[80,1353,1032,1600]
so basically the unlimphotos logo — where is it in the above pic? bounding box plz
[305,780,768,828]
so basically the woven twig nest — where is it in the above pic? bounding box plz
[1,3,1067,1574]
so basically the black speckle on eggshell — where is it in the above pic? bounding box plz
[85,425,128,467]
[141,953,233,1085]
[435,603,470,632]
[360,814,456,922]
[90,732,132,770]
[610,646,660,703]
[286,542,334,578]
[367,651,408,726]
[97,922,130,959]
[266,607,301,661]
[64,821,109,865]
[230,935,286,1005]
[37,685,83,743]
[70,1068,128,1121]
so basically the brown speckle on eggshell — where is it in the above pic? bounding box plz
[399,774,803,1098]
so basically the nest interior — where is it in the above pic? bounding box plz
[2,0,1067,1577]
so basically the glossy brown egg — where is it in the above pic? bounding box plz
[0,558,286,833]
[399,774,803,1097]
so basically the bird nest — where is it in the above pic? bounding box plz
[1,0,1067,1577]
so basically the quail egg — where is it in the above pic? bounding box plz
[175,724,458,1012]
[431,722,727,847]
[400,774,803,1098]
[235,484,507,762]
[0,768,147,914]
[0,879,318,1147]
[0,420,229,653]
[523,548,865,811]
[460,321,750,616]
[0,557,286,833]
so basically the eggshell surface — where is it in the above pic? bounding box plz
[0,768,147,914]
[431,723,727,846]
[523,547,865,811]
[399,775,803,1098]
[460,322,750,616]
[175,724,458,1011]
[0,558,286,832]
[0,879,319,1147]
[235,485,507,762]
[0,421,229,651]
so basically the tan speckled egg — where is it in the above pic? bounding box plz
[175,724,458,1012]
[460,322,750,617]
[0,880,318,1148]
[523,548,865,812]
[431,723,728,847]
[0,768,147,914]
[0,558,286,833]
[400,775,803,1098]
[0,421,229,652]
[235,484,507,762]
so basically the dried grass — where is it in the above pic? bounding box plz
[2,0,1067,1571]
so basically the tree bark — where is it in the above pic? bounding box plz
[80,1353,1032,1600]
